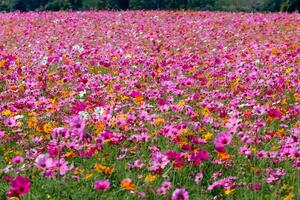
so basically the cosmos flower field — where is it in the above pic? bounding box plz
[0,11,299,200]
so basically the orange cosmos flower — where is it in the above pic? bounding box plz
[217,151,230,161]
[121,178,136,191]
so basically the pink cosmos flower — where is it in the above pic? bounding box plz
[225,117,242,133]
[156,187,167,195]
[0,130,4,138]
[171,188,189,200]
[6,176,31,197]
[12,156,24,165]
[94,180,110,191]
[35,154,54,169]
[52,127,69,139]
[252,105,266,115]
[161,181,172,190]
[69,115,86,131]
[4,117,17,127]
[194,172,203,184]
[208,176,237,190]
[149,152,170,171]
[214,132,232,152]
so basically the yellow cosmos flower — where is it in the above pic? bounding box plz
[112,56,119,62]
[179,128,188,135]
[285,68,292,73]
[28,117,38,127]
[73,168,84,175]
[144,174,156,183]
[0,59,6,68]
[83,173,93,180]
[155,118,165,125]
[203,132,213,141]
[271,146,280,151]
[294,93,300,101]
[9,197,19,200]
[157,67,162,74]
[94,123,105,134]
[224,189,234,195]
[283,193,294,200]
[108,88,114,94]
[2,109,11,116]
[65,151,76,158]
[121,95,129,101]
[201,107,210,116]
[43,123,53,134]
[177,101,186,107]
[95,163,114,174]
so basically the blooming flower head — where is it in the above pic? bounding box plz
[4,117,17,127]
[191,150,210,166]
[268,108,282,119]
[69,115,86,131]
[149,152,170,171]
[0,130,4,138]
[35,154,53,169]
[94,180,110,191]
[171,188,189,200]
[121,178,136,191]
[161,181,172,190]
[6,176,31,197]
[194,172,203,184]
[12,156,24,165]
[214,132,232,152]
[208,176,237,191]
[156,187,167,195]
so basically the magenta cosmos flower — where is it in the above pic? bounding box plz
[6,176,31,197]
[214,132,233,152]
[191,150,210,166]
[94,180,110,191]
[12,156,24,165]
[171,188,189,200]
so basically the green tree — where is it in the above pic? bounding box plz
[44,0,71,11]
[106,0,120,9]
[187,0,216,10]
[82,0,106,10]
[129,0,158,10]
[119,0,130,10]
[69,0,82,9]
[164,0,188,9]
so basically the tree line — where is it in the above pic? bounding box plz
[0,0,299,12]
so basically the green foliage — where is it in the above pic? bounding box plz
[129,0,158,10]
[164,0,188,9]
[44,0,71,11]
[106,0,120,10]
[187,0,216,10]
[81,0,106,10]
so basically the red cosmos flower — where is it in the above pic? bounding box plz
[6,176,31,198]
